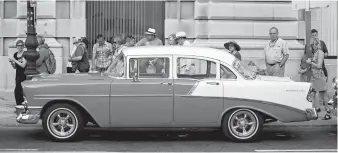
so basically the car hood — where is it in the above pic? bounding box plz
[255,75,294,82]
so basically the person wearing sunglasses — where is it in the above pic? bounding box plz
[8,40,27,106]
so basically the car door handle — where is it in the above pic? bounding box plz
[206,82,219,85]
[160,82,172,85]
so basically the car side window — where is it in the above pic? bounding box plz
[177,57,216,79]
[221,64,237,79]
[129,57,170,78]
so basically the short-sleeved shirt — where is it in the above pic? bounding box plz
[264,38,289,65]
[73,44,90,72]
[135,38,163,46]
[93,42,113,68]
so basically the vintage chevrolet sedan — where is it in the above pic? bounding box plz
[15,46,318,142]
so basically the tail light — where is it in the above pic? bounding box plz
[307,86,315,102]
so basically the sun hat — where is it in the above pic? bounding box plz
[224,41,241,51]
[145,28,156,35]
[175,31,187,39]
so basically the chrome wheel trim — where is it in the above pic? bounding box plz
[46,108,78,139]
[227,109,259,140]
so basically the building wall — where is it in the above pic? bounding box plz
[0,0,86,90]
[0,0,336,92]
[164,0,337,93]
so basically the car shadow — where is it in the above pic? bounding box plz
[27,127,298,142]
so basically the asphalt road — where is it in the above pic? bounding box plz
[0,125,336,152]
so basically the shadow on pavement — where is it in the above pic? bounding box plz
[24,128,313,142]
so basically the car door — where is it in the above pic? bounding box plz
[173,55,224,126]
[110,55,174,127]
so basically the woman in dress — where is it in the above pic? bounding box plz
[306,38,328,115]
[106,36,127,77]
[9,40,27,105]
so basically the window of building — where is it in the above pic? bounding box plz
[220,64,237,79]
[177,57,216,79]
[56,0,70,19]
[4,0,17,19]
[129,57,170,78]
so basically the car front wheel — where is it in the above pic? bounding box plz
[222,108,263,142]
[42,103,84,142]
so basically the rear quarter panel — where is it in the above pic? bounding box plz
[220,80,312,123]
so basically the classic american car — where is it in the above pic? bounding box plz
[15,46,318,142]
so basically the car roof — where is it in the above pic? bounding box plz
[122,46,236,65]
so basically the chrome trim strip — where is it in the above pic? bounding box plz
[34,94,172,98]
[177,95,223,99]
[110,94,172,97]
[34,94,110,97]
[15,105,42,109]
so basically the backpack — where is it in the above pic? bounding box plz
[45,48,56,74]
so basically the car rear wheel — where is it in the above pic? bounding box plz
[42,103,84,142]
[222,108,263,142]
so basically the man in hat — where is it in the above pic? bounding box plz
[135,28,163,46]
[224,41,241,60]
[264,27,289,77]
[175,31,191,46]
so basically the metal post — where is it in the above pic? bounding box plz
[304,0,312,82]
[23,0,40,78]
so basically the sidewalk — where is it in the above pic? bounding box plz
[0,89,336,127]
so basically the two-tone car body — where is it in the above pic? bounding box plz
[15,46,318,142]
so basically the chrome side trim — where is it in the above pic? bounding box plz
[15,105,42,124]
[110,94,172,97]
[34,94,172,98]
[34,94,110,97]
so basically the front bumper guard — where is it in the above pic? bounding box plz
[15,105,42,124]
[305,108,318,120]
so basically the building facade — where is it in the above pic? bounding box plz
[0,0,337,92]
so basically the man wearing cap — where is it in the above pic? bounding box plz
[175,31,191,46]
[135,28,163,46]
[175,31,196,74]
[264,27,289,77]
[135,28,164,74]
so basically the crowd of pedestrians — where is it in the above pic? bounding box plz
[8,26,336,120]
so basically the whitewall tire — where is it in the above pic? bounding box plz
[222,108,263,142]
[42,103,84,142]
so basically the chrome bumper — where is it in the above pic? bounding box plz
[305,108,318,120]
[15,105,42,124]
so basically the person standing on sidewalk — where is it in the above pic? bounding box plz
[68,37,90,73]
[224,40,242,61]
[91,34,114,73]
[311,29,329,80]
[264,27,289,77]
[35,35,50,74]
[8,40,27,106]
[306,38,328,114]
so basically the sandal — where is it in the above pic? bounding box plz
[322,114,332,120]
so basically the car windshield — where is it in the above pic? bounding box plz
[232,59,256,80]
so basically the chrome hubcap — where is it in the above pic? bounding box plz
[49,109,77,138]
[229,110,257,138]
